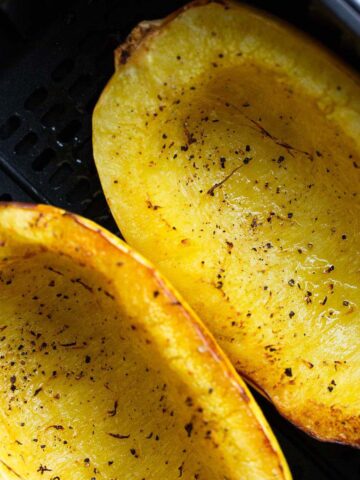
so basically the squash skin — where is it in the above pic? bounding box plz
[93,1,360,446]
[0,203,291,480]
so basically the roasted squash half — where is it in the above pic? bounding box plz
[93,0,360,446]
[0,203,291,480]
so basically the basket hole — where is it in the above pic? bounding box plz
[85,90,102,114]
[0,115,21,140]
[41,104,66,128]
[83,193,109,218]
[73,138,92,160]
[24,87,48,111]
[49,163,73,188]
[52,58,75,82]
[64,11,76,26]
[32,148,56,172]
[57,120,82,144]
[0,193,12,201]
[291,465,305,478]
[102,216,121,236]
[14,132,38,155]
[69,74,92,98]
[78,31,102,52]
[67,178,91,203]
[94,39,119,73]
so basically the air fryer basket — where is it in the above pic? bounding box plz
[0,1,359,478]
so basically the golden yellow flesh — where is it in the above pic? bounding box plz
[0,205,291,480]
[93,1,360,445]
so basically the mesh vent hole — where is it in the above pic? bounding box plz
[78,31,103,52]
[291,465,305,478]
[73,138,92,161]
[41,104,66,128]
[52,58,75,82]
[57,120,82,143]
[50,163,73,188]
[67,178,91,203]
[0,115,21,140]
[64,12,77,26]
[94,40,119,73]
[69,74,92,98]
[32,148,56,172]
[0,193,12,201]
[85,90,101,114]
[14,132,38,155]
[24,87,48,110]
[83,192,109,218]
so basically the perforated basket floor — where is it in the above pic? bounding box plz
[0,0,359,478]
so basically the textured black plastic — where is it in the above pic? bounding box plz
[0,1,359,478]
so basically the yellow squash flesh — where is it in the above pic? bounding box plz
[93,1,360,446]
[0,203,291,480]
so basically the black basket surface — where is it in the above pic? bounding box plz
[0,1,359,478]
